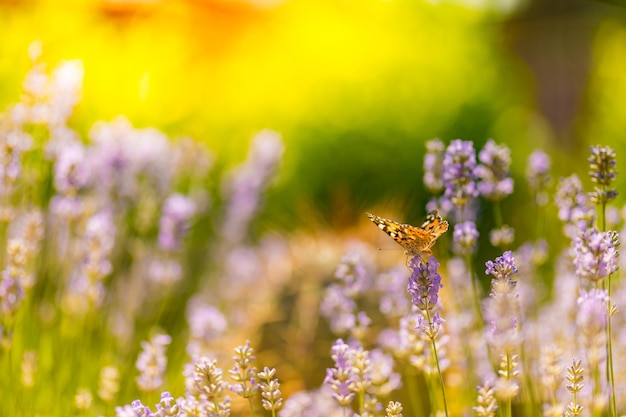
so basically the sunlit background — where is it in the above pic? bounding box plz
[2,0,625,230]
[2,0,626,415]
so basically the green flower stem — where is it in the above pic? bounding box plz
[426,309,449,417]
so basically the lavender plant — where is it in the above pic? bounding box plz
[7,48,626,417]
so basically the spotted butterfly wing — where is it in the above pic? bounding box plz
[367,211,448,259]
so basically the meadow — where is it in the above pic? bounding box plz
[0,45,624,417]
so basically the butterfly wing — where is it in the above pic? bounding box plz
[367,212,445,257]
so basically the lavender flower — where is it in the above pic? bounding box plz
[368,349,402,396]
[573,228,619,283]
[576,289,609,337]
[588,145,618,205]
[526,150,551,206]
[98,366,120,402]
[136,334,171,392]
[258,367,284,413]
[186,298,227,357]
[484,252,521,352]
[376,267,411,318]
[324,339,356,407]
[489,225,515,248]
[407,256,442,312]
[334,254,370,297]
[220,130,284,245]
[423,138,445,193]
[555,175,594,237]
[279,388,343,417]
[157,194,195,251]
[53,141,88,196]
[183,357,231,416]
[229,340,258,399]
[453,221,479,255]
[485,250,518,280]
[476,140,514,202]
[443,139,478,208]
[0,240,28,318]
[474,384,498,417]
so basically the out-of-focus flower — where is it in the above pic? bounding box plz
[220,130,284,245]
[157,194,195,251]
[476,140,513,202]
[576,289,609,338]
[423,138,446,193]
[453,221,479,255]
[526,150,551,206]
[136,334,171,392]
[443,139,478,208]
[573,228,619,283]
[484,251,521,352]
[489,225,515,249]
[555,175,594,237]
[98,366,120,403]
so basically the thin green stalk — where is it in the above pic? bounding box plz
[600,200,617,417]
[404,369,424,417]
[248,398,256,417]
[493,201,503,228]
[426,309,449,417]
[592,357,600,417]
[504,351,512,417]
[465,253,483,326]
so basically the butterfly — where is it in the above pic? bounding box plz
[367,211,448,260]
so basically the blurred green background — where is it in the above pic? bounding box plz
[1,0,626,236]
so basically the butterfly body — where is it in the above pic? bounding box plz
[367,211,448,260]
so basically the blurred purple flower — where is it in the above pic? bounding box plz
[577,289,609,337]
[53,141,88,195]
[423,138,445,193]
[476,140,513,202]
[453,221,479,255]
[376,267,411,318]
[442,139,478,208]
[220,130,284,245]
[136,334,171,392]
[158,194,196,251]
[573,228,619,283]
[484,251,521,352]
[87,117,173,201]
[334,254,370,297]
[526,150,551,206]
[555,175,594,237]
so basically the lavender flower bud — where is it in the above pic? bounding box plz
[324,339,356,407]
[587,145,617,205]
